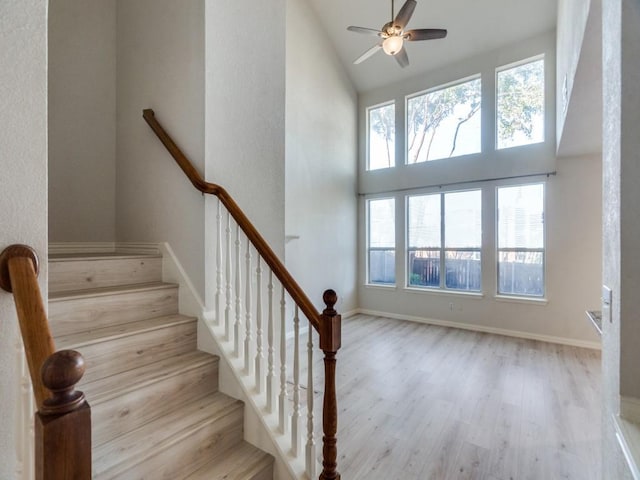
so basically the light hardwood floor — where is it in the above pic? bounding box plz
[311,314,601,480]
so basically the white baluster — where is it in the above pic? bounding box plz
[244,239,252,375]
[279,287,287,434]
[306,325,316,479]
[292,306,301,456]
[255,257,264,392]
[234,224,242,357]
[266,271,275,412]
[224,211,232,341]
[215,199,223,326]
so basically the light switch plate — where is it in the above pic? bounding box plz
[603,285,612,322]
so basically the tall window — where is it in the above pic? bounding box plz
[407,77,481,164]
[497,184,545,296]
[368,198,395,285]
[496,57,545,149]
[407,190,482,291]
[368,102,395,170]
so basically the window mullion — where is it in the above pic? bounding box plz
[440,193,445,289]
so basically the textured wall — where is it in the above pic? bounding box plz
[204,0,286,304]
[285,0,359,314]
[49,0,117,242]
[601,0,636,477]
[116,0,206,297]
[556,0,590,143]
[0,0,48,477]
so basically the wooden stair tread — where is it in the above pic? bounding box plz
[56,314,195,350]
[49,252,162,261]
[82,350,217,403]
[93,393,243,478]
[185,441,274,480]
[49,281,176,301]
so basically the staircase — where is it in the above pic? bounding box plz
[47,251,274,479]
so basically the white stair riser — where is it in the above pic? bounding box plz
[96,405,244,480]
[49,286,178,337]
[68,321,197,384]
[49,256,163,293]
[92,359,219,447]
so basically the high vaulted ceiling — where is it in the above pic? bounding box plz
[306,0,558,92]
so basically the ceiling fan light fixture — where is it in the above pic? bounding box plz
[382,35,403,55]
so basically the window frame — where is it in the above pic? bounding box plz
[495,182,546,298]
[495,54,546,151]
[366,196,396,286]
[366,100,396,171]
[404,73,482,165]
[406,188,482,292]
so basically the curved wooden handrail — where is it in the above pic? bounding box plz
[143,108,321,332]
[0,244,54,408]
[1,244,91,479]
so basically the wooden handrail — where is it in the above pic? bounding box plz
[1,244,91,479]
[144,108,342,479]
[1,244,53,408]
[143,108,321,332]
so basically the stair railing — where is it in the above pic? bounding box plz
[0,244,91,480]
[143,109,342,480]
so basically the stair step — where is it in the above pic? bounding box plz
[93,393,245,480]
[185,441,274,480]
[49,253,163,293]
[86,351,219,447]
[49,282,178,337]
[57,314,197,384]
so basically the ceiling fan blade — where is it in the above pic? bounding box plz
[405,28,448,41]
[354,44,382,64]
[395,46,409,68]
[347,26,383,36]
[394,0,417,29]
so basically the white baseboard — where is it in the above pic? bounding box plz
[622,396,640,425]
[356,308,602,350]
[158,242,204,318]
[48,242,116,254]
[115,242,161,255]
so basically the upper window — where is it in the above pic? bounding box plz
[407,77,481,164]
[497,183,545,297]
[496,57,545,150]
[407,190,482,291]
[367,102,395,171]
[367,198,396,285]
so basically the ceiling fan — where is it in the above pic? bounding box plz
[347,0,447,68]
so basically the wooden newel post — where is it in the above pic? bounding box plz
[35,350,92,480]
[319,289,341,480]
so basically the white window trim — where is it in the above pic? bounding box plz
[495,54,546,151]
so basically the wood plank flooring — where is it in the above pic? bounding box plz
[308,314,601,480]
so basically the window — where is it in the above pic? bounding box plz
[367,102,395,170]
[496,57,545,149]
[367,198,395,285]
[497,184,545,296]
[407,77,481,164]
[407,190,481,291]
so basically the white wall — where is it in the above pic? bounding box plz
[204,0,286,307]
[602,0,640,477]
[116,0,206,297]
[285,0,358,314]
[0,0,48,477]
[556,0,590,142]
[48,0,117,242]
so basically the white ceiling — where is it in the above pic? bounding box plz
[306,0,558,92]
